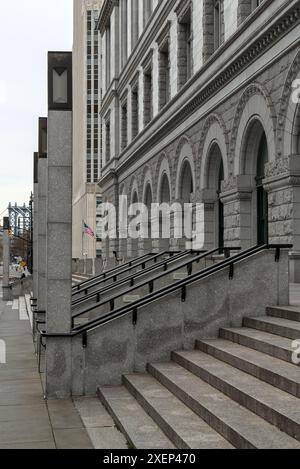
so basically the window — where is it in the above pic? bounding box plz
[143,0,153,27]
[131,82,139,139]
[178,7,192,89]
[105,22,111,89]
[238,0,264,25]
[158,40,170,110]
[121,98,128,150]
[121,0,128,68]
[131,0,139,47]
[144,66,153,125]
[105,118,111,163]
[214,0,224,51]
[251,0,263,11]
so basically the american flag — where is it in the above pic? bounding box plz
[83,222,95,239]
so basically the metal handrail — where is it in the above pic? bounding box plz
[72,249,196,307]
[71,246,240,324]
[40,244,292,344]
[72,251,172,295]
[72,252,153,291]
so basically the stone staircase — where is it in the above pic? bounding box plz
[98,305,300,449]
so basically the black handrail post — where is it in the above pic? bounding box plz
[229,263,234,280]
[132,308,138,326]
[82,331,88,349]
[181,285,187,302]
[275,247,281,262]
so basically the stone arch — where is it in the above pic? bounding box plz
[129,176,140,204]
[199,114,229,191]
[174,136,196,201]
[231,83,276,176]
[279,50,300,157]
[141,166,154,205]
[155,154,172,203]
[154,152,173,201]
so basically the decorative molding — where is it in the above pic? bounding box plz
[141,48,154,71]
[130,71,140,89]
[97,0,119,35]
[277,49,300,157]
[156,21,171,49]
[230,82,277,171]
[175,0,192,22]
[265,158,290,178]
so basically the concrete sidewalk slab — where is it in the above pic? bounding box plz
[0,295,93,449]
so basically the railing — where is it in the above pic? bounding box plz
[38,244,292,369]
[72,251,175,295]
[72,249,198,308]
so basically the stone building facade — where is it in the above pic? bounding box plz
[97,0,300,270]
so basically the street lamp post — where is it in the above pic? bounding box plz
[2,217,11,301]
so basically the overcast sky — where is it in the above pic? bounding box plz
[0,0,73,217]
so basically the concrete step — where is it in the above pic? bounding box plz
[123,374,233,449]
[220,327,295,364]
[148,362,300,449]
[197,338,300,397]
[267,306,300,323]
[173,350,300,441]
[244,316,300,340]
[98,386,175,449]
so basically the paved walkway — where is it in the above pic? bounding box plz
[0,294,93,449]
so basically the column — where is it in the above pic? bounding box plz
[264,155,300,282]
[37,154,47,313]
[32,153,39,300]
[45,52,73,398]
[220,176,253,249]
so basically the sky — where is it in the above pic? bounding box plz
[0,0,73,217]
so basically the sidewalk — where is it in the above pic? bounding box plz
[0,292,93,449]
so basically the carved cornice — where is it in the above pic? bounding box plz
[175,0,192,21]
[141,48,154,71]
[97,0,119,35]
[157,21,171,48]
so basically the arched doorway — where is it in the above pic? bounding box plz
[143,183,153,253]
[129,190,139,259]
[218,161,224,249]
[158,173,171,251]
[179,161,194,249]
[241,120,269,246]
[204,143,225,249]
[256,133,269,245]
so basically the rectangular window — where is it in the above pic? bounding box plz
[121,99,128,150]
[105,23,111,88]
[143,0,153,27]
[121,0,128,68]
[214,0,224,51]
[121,104,128,150]
[178,7,192,89]
[144,66,153,126]
[251,0,263,10]
[158,40,170,110]
[131,83,139,139]
[105,119,111,163]
[131,0,139,47]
